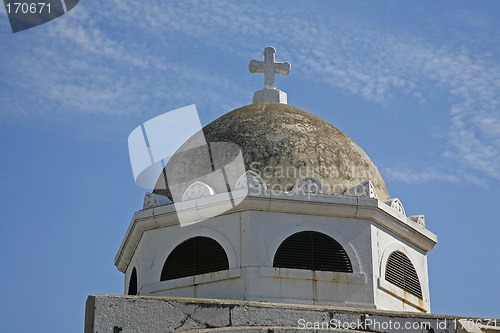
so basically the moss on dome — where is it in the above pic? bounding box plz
[154,103,389,200]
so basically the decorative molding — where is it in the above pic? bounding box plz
[115,193,438,273]
[409,215,425,227]
[343,180,378,199]
[234,170,267,191]
[143,193,172,209]
[293,177,324,194]
[181,181,215,201]
[384,198,406,216]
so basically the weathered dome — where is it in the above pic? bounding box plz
[155,103,389,200]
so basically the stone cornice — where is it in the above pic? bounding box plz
[115,190,437,272]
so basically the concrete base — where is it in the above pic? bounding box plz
[85,295,500,333]
[253,89,287,104]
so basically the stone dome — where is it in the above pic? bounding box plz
[154,103,389,201]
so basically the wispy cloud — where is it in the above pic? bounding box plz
[2,0,500,183]
[0,4,248,119]
[383,166,461,184]
[382,165,488,188]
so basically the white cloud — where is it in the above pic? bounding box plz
[382,165,488,188]
[1,4,249,119]
[2,0,500,183]
[383,166,461,184]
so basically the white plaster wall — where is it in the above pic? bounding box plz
[128,212,241,293]
[240,210,375,306]
[371,224,430,312]
[122,199,431,310]
[126,208,380,307]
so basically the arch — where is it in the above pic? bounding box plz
[384,198,406,215]
[273,231,353,273]
[384,250,422,299]
[128,267,138,295]
[268,223,361,273]
[160,236,229,281]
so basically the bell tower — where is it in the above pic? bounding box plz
[115,47,437,313]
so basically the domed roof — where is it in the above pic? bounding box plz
[154,103,389,201]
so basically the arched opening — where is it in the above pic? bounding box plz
[273,231,353,273]
[160,236,229,281]
[128,267,138,295]
[385,251,422,299]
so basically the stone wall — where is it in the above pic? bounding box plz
[85,295,499,333]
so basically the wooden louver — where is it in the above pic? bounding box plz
[273,231,353,273]
[161,236,229,281]
[385,251,423,299]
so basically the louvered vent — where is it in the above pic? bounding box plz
[161,236,229,281]
[385,251,422,299]
[128,267,138,295]
[273,231,353,273]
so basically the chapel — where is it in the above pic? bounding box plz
[114,46,437,313]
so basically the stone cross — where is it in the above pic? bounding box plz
[249,47,291,104]
[249,47,291,90]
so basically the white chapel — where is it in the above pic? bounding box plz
[114,46,437,314]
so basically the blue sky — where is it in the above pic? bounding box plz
[1,1,500,331]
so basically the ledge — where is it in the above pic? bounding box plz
[115,190,437,273]
[259,267,366,284]
[378,277,428,312]
[85,295,500,333]
[142,268,242,294]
